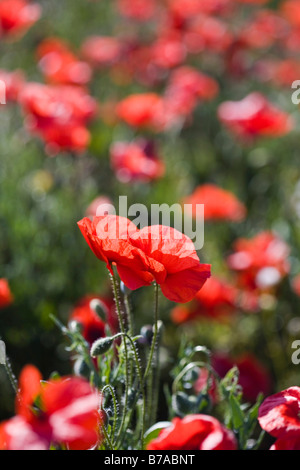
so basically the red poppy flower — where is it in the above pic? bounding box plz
[0,278,13,308]
[147,414,237,450]
[183,184,246,222]
[37,38,92,86]
[116,0,157,21]
[218,93,293,139]
[20,83,97,154]
[117,93,163,129]
[258,387,300,440]
[166,0,231,21]
[78,216,211,303]
[129,225,211,303]
[70,295,118,345]
[0,365,100,450]
[110,139,165,183]
[78,215,155,290]
[227,231,290,291]
[81,36,123,69]
[150,35,187,70]
[0,0,41,38]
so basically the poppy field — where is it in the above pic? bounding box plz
[1,0,300,451]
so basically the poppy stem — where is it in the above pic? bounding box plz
[144,282,160,427]
[110,272,130,449]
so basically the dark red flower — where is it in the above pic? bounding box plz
[0,0,41,38]
[270,437,300,450]
[218,93,293,139]
[147,414,237,450]
[0,365,100,450]
[194,353,272,404]
[183,184,246,222]
[0,278,13,308]
[227,231,290,291]
[70,295,118,345]
[258,387,300,440]
[110,139,165,183]
[20,83,97,154]
[37,38,92,86]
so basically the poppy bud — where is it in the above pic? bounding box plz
[89,299,108,322]
[90,337,114,357]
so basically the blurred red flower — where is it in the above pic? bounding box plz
[218,93,293,139]
[85,196,114,219]
[0,365,100,450]
[20,83,97,154]
[117,93,163,129]
[110,139,165,183]
[116,0,158,21]
[70,295,118,345]
[37,38,92,86]
[0,69,24,101]
[0,0,41,38]
[281,0,300,28]
[78,216,211,303]
[195,353,272,404]
[81,36,123,68]
[147,414,237,450]
[227,231,290,291]
[171,276,238,323]
[0,279,13,308]
[259,387,300,449]
[183,184,246,222]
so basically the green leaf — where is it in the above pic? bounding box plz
[229,393,244,430]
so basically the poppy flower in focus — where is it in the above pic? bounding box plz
[218,93,293,139]
[258,387,300,450]
[20,83,97,154]
[147,414,237,450]
[78,216,211,303]
[0,279,13,308]
[129,225,211,303]
[227,231,290,291]
[70,295,118,345]
[0,365,100,450]
[110,139,165,183]
[117,93,163,129]
[116,0,157,21]
[37,38,92,86]
[171,276,238,323]
[78,215,155,290]
[0,0,41,39]
[81,36,123,68]
[183,184,246,222]
[0,69,24,102]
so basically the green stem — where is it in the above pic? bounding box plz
[110,273,129,449]
[101,384,119,446]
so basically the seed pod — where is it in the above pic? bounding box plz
[90,337,114,357]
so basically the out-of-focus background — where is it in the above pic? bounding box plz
[1,0,300,420]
